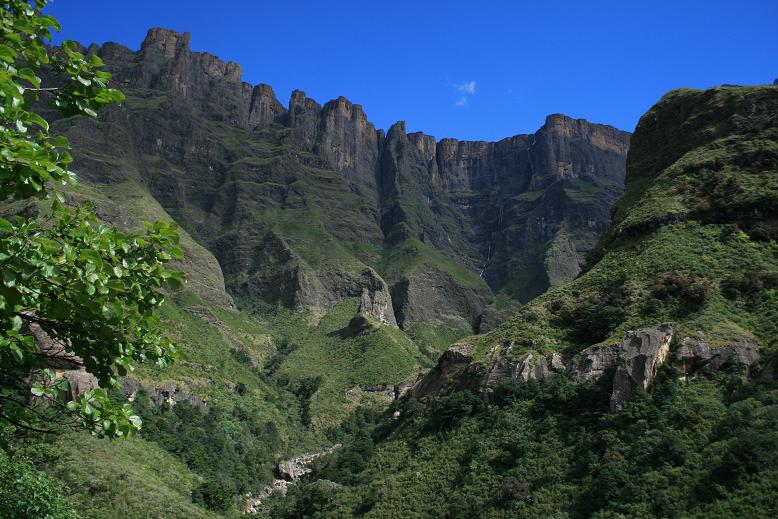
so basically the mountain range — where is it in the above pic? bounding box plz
[17,27,778,518]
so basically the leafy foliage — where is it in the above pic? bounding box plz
[0,0,183,439]
[132,390,283,503]
[0,447,76,519]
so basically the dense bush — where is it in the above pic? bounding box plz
[651,271,711,305]
[271,371,778,518]
[133,391,282,502]
[722,269,778,299]
[192,478,235,512]
[557,298,627,345]
[430,390,483,430]
[0,449,77,519]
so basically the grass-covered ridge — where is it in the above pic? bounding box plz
[243,298,428,430]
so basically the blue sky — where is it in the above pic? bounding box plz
[47,0,777,140]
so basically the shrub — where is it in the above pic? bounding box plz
[431,390,483,430]
[192,479,234,512]
[651,271,711,305]
[0,450,77,519]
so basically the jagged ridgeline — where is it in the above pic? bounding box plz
[22,27,629,516]
[58,28,629,336]
[271,85,778,518]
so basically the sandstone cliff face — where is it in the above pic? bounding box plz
[377,115,629,308]
[64,28,630,332]
[390,265,492,331]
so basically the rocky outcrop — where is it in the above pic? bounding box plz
[393,378,417,399]
[410,341,484,398]
[121,378,207,409]
[609,324,673,412]
[245,445,342,513]
[389,115,630,303]
[567,343,621,383]
[61,370,99,401]
[357,269,397,326]
[414,325,677,411]
[673,336,761,380]
[481,325,673,410]
[417,322,769,412]
[528,114,629,191]
[24,319,99,400]
[390,265,492,331]
[482,344,565,390]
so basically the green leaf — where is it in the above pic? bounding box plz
[30,383,45,397]
[0,45,16,63]
[2,269,17,287]
[25,111,48,130]
[128,415,142,429]
[79,249,104,270]
[17,67,41,88]
[10,315,22,331]
[50,135,70,148]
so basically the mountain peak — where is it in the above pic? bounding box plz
[141,27,191,56]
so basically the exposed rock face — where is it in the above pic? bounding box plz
[62,28,629,332]
[417,322,768,412]
[275,444,342,482]
[674,336,761,380]
[121,378,207,409]
[393,378,417,399]
[410,84,777,416]
[128,28,284,129]
[567,343,620,383]
[415,324,677,411]
[23,320,82,371]
[377,115,629,312]
[390,265,492,330]
[23,319,99,400]
[410,341,483,398]
[609,324,673,412]
[61,370,99,401]
[246,445,341,513]
[482,325,673,409]
[482,343,565,390]
[357,269,398,326]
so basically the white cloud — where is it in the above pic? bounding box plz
[453,80,476,107]
[457,80,477,95]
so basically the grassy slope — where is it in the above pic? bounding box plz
[46,433,219,519]
[244,299,428,431]
[29,173,425,516]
